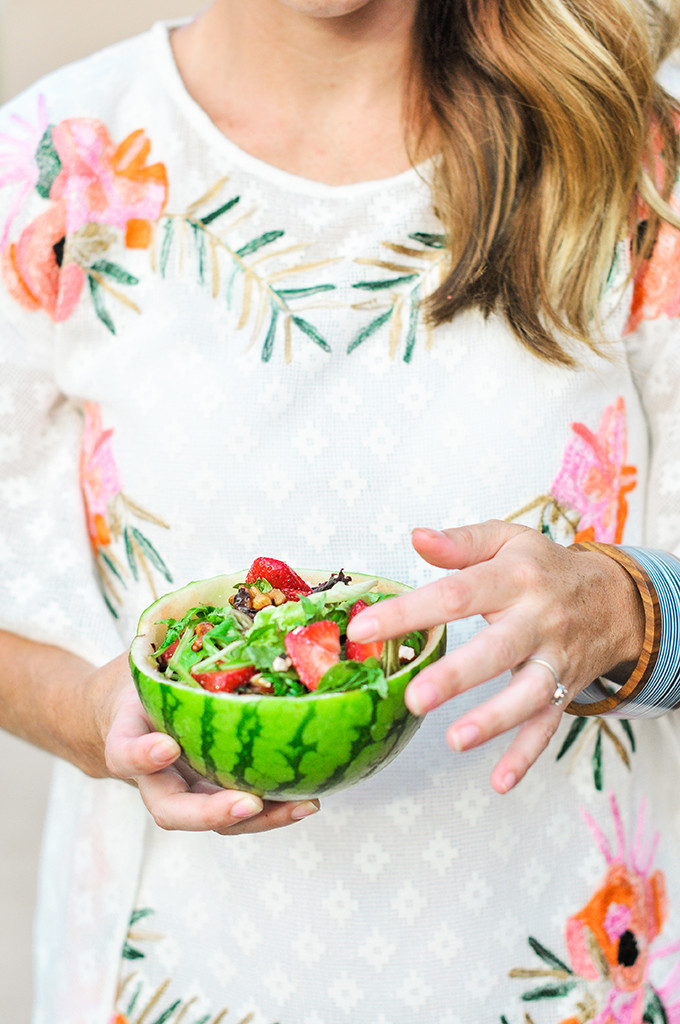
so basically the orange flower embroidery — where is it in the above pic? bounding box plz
[507,795,680,1024]
[625,219,680,334]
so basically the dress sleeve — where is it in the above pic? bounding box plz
[0,90,121,665]
[622,210,680,559]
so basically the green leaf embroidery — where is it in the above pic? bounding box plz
[102,590,119,619]
[292,315,331,352]
[151,999,181,1024]
[130,528,173,583]
[276,284,336,299]
[622,719,636,752]
[643,988,669,1023]
[129,907,154,925]
[160,220,173,278]
[593,727,603,791]
[521,980,578,1001]
[88,276,116,335]
[225,264,242,309]
[527,937,572,974]
[261,304,280,361]
[237,229,285,259]
[191,222,207,283]
[347,308,393,353]
[90,261,139,286]
[199,195,240,226]
[409,230,446,249]
[99,549,125,585]
[555,717,588,760]
[121,942,145,960]
[35,126,62,199]
[352,274,418,291]
[126,981,143,1016]
[403,288,421,363]
[124,525,138,581]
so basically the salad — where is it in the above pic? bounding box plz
[153,557,425,698]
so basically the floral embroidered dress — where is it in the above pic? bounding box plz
[1,22,680,1024]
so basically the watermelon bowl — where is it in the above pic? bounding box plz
[129,569,447,800]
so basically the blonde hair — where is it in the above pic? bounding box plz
[412,0,680,364]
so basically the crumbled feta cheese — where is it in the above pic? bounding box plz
[398,645,415,662]
[272,655,293,672]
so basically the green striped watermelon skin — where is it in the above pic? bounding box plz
[129,570,447,800]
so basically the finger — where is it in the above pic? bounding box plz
[347,561,515,643]
[136,765,263,831]
[489,704,563,794]
[411,521,528,570]
[404,617,537,714]
[106,691,181,778]
[213,799,321,836]
[136,766,320,834]
[442,661,565,754]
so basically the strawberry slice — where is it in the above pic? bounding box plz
[191,665,256,692]
[345,600,384,662]
[284,620,340,690]
[245,557,311,599]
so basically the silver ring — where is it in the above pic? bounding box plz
[523,658,568,707]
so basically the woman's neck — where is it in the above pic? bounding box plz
[171,0,422,184]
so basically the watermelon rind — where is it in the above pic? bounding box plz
[129,569,447,800]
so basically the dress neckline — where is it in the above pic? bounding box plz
[149,19,430,200]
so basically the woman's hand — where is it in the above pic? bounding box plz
[346,521,645,794]
[95,655,320,834]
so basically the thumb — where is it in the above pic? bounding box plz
[105,685,181,780]
[411,520,529,569]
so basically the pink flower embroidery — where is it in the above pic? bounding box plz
[77,402,172,614]
[51,119,168,247]
[0,95,49,248]
[79,401,123,551]
[550,397,637,544]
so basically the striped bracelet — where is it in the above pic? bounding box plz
[567,542,680,719]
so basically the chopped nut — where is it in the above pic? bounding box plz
[191,621,213,651]
[269,588,286,606]
[247,673,275,695]
[249,587,273,610]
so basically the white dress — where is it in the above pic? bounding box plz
[1,22,680,1024]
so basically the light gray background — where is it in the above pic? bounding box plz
[0,3,196,1018]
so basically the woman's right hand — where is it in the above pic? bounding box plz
[96,653,320,835]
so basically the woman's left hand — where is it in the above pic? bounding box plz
[346,521,645,794]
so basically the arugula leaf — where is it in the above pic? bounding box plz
[316,658,388,697]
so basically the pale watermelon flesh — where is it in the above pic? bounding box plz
[129,569,447,800]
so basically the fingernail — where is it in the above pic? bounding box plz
[407,680,440,715]
[291,801,320,820]
[346,614,378,642]
[412,527,446,538]
[502,771,517,793]
[449,723,480,751]
[150,738,178,764]
[231,796,262,819]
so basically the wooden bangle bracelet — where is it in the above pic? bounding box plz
[566,541,661,716]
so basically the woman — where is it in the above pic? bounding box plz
[1,1,680,1021]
